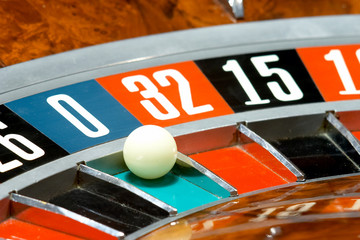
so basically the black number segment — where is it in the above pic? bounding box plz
[0,105,68,182]
[195,50,324,112]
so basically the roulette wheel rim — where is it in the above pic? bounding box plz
[1,15,360,239]
[3,14,360,102]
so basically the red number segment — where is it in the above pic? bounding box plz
[297,45,360,101]
[13,207,117,240]
[97,61,233,127]
[241,142,298,182]
[0,219,83,240]
[353,131,360,141]
[190,144,296,194]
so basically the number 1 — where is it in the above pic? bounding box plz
[325,49,360,95]
[223,60,270,105]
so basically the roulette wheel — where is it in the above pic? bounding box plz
[1,1,360,239]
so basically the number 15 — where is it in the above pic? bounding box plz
[223,54,304,105]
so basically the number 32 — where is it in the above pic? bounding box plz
[122,69,214,120]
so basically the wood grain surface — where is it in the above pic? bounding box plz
[1,0,360,66]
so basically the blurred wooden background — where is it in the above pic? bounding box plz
[1,0,360,67]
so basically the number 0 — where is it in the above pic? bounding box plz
[47,94,110,138]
